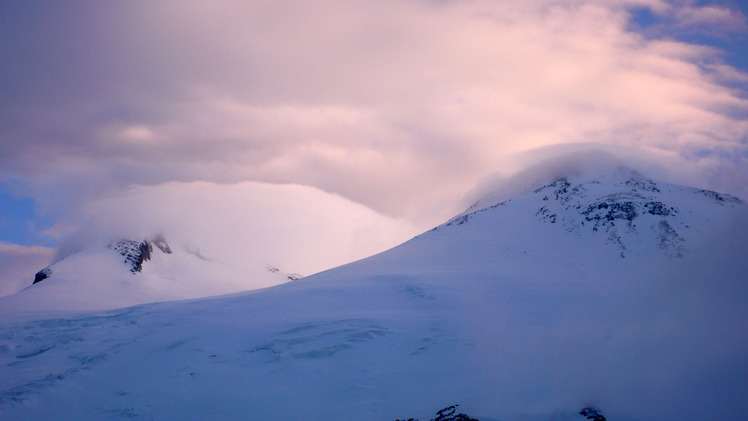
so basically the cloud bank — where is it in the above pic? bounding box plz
[462,142,748,208]
[1,0,746,226]
[0,1,746,290]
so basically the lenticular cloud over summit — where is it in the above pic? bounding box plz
[55,181,420,279]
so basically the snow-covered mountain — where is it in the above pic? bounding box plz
[443,170,738,259]
[1,169,746,421]
[1,235,301,318]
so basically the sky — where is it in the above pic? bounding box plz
[1,0,747,292]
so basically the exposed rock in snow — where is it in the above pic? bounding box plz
[579,407,606,421]
[395,405,479,421]
[106,237,175,273]
[108,239,154,273]
[32,267,51,285]
[267,266,303,281]
[695,189,743,204]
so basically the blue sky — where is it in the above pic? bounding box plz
[0,184,55,247]
[631,1,748,83]
[0,188,37,246]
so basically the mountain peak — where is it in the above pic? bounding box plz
[17,233,306,313]
[441,172,743,259]
[31,236,174,286]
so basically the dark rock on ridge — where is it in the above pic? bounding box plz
[696,189,742,204]
[395,405,479,421]
[579,407,606,421]
[32,267,51,285]
[267,265,303,281]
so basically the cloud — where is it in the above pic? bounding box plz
[672,4,747,33]
[462,142,748,210]
[0,0,746,232]
[0,242,54,296]
[52,181,420,278]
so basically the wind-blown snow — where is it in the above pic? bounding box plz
[0,172,746,421]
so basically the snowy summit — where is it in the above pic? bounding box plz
[1,234,302,317]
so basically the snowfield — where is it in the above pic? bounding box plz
[1,171,747,421]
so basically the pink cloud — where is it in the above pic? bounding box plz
[0,0,746,231]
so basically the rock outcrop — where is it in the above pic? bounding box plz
[32,267,51,285]
[395,405,479,421]
[108,236,172,273]
[108,240,153,273]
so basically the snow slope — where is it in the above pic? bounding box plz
[0,236,301,319]
[1,170,746,421]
